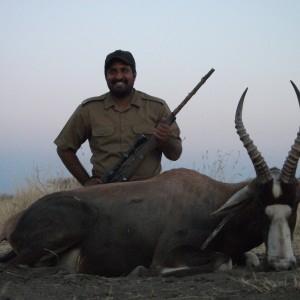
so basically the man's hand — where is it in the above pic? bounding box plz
[153,118,182,161]
[154,118,172,143]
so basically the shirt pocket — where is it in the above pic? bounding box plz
[92,126,115,137]
[132,124,155,136]
[91,126,116,150]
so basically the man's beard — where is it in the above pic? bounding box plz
[108,79,134,98]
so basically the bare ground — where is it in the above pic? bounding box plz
[1,240,300,300]
[0,261,300,300]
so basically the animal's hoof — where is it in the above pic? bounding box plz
[245,252,260,267]
[127,266,151,277]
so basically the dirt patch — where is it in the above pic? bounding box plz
[1,256,300,300]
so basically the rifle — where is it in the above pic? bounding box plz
[101,68,215,183]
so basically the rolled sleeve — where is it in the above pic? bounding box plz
[54,106,90,151]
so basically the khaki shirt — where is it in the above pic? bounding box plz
[54,90,181,181]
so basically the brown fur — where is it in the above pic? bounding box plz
[1,168,298,276]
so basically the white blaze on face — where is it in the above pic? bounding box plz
[265,204,296,270]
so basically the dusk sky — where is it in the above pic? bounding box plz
[1,0,300,194]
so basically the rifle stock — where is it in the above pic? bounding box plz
[101,68,215,183]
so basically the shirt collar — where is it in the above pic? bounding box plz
[103,89,141,110]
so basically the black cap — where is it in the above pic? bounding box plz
[104,50,136,74]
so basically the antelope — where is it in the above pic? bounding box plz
[1,81,299,277]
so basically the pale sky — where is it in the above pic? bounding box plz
[1,0,300,194]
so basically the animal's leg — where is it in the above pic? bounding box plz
[0,250,16,263]
[127,266,153,277]
[231,252,260,267]
[151,245,232,277]
[7,232,82,269]
[4,248,48,268]
[5,196,94,269]
[58,247,81,273]
[3,248,81,276]
[6,214,83,268]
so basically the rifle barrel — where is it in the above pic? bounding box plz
[172,68,215,116]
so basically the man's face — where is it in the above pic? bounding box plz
[105,60,136,98]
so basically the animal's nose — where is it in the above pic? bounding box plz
[267,256,297,271]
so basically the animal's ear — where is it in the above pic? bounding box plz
[211,186,252,215]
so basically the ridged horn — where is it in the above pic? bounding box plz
[280,81,300,183]
[235,88,272,183]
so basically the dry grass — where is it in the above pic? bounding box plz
[196,150,245,182]
[0,168,80,231]
[232,273,300,295]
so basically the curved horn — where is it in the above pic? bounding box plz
[280,81,300,183]
[235,88,272,183]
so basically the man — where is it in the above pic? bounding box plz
[54,50,182,186]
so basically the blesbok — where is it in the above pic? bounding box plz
[1,81,300,277]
